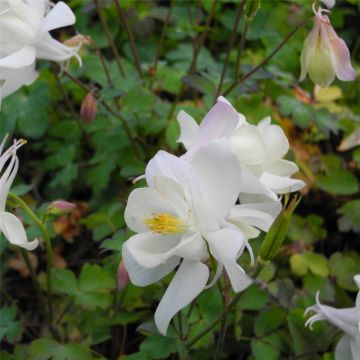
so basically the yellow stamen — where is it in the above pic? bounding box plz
[144,213,187,234]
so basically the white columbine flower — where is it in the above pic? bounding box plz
[123,140,277,335]
[177,96,305,201]
[0,0,81,100]
[0,136,38,250]
[299,5,356,88]
[305,275,360,360]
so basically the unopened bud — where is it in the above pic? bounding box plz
[80,93,97,123]
[117,260,129,290]
[245,0,260,20]
[259,194,301,262]
[49,200,76,216]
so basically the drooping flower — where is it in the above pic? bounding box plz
[305,275,360,360]
[0,136,38,250]
[299,5,356,88]
[123,140,277,335]
[177,96,304,201]
[0,0,81,101]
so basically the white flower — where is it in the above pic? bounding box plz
[123,140,276,335]
[320,0,335,9]
[0,136,38,250]
[305,275,360,360]
[0,0,81,100]
[177,96,305,200]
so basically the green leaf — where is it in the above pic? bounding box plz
[302,253,329,277]
[255,307,287,337]
[78,264,115,292]
[337,200,360,233]
[139,335,177,359]
[29,339,59,360]
[316,170,359,195]
[330,252,360,291]
[182,74,216,95]
[52,269,78,295]
[0,305,23,343]
[290,254,308,276]
[251,338,280,360]
[239,284,269,310]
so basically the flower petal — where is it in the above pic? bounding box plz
[177,110,199,150]
[154,259,209,335]
[205,228,252,292]
[335,335,355,360]
[0,212,38,250]
[41,1,76,33]
[191,139,242,218]
[330,38,357,82]
[260,172,305,194]
[0,45,36,68]
[122,243,179,286]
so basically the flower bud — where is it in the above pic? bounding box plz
[259,195,301,262]
[80,92,97,123]
[117,260,129,291]
[300,5,356,88]
[49,200,76,216]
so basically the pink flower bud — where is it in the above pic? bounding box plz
[80,92,97,123]
[300,5,356,88]
[49,200,76,216]
[117,260,129,290]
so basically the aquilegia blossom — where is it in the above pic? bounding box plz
[177,96,304,201]
[305,275,360,360]
[299,4,356,88]
[0,0,81,100]
[123,140,278,335]
[0,136,38,250]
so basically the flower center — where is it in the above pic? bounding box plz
[144,213,187,234]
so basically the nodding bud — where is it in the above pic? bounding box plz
[80,92,97,123]
[117,260,130,291]
[49,200,76,216]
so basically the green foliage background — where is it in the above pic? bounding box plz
[0,0,359,359]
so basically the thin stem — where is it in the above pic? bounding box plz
[189,0,218,73]
[214,0,246,102]
[234,16,251,79]
[94,0,125,78]
[114,0,143,78]
[56,298,74,325]
[185,264,265,349]
[213,315,227,360]
[177,312,184,341]
[223,22,303,96]
[8,193,60,341]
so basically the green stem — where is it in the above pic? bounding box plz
[213,0,246,102]
[8,192,60,341]
[234,16,252,79]
[185,263,265,349]
[223,22,303,96]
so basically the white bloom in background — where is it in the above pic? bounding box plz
[305,275,360,360]
[123,140,276,335]
[177,96,304,201]
[299,5,356,88]
[0,136,38,250]
[0,0,81,100]
[320,0,335,8]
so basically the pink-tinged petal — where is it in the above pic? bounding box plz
[177,110,199,150]
[154,260,209,335]
[330,38,357,81]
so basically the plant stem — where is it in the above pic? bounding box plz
[177,312,184,340]
[214,0,246,102]
[223,22,303,96]
[93,0,125,78]
[234,16,252,79]
[8,192,60,341]
[185,263,264,349]
[114,0,143,78]
[213,314,227,360]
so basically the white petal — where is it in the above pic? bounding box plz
[239,194,282,218]
[229,205,276,232]
[335,335,354,360]
[257,123,289,160]
[122,243,179,287]
[177,110,199,150]
[0,45,36,68]
[264,159,299,177]
[0,212,38,250]
[230,124,267,165]
[205,228,252,292]
[124,187,176,233]
[154,260,209,335]
[125,232,180,268]
[41,1,75,33]
[145,150,192,188]
[260,172,305,194]
[320,0,335,8]
[191,139,242,218]
[167,232,208,261]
